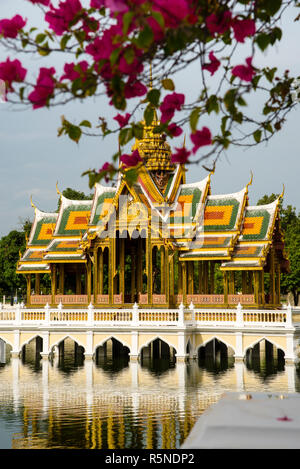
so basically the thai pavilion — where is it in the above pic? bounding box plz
[17,114,289,310]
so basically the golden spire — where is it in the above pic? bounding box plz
[56,181,62,198]
[30,195,37,213]
[279,183,285,200]
[246,170,253,192]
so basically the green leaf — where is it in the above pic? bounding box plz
[147,89,160,107]
[151,11,165,29]
[38,41,51,56]
[68,125,82,143]
[60,34,71,51]
[79,120,92,128]
[206,95,219,114]
[255,33,270,51]
[136,25,154,49]
[123,12,134,34]
[119,127,133,145]
[125,168,138,185]
[189,108,200,132]
[253,129,262,143]
[35,33,46,44]
[161,78,175,91]
[144,105,155,126]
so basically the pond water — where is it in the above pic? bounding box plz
[0,350,299,449]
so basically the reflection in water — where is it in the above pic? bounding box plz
[0,348,297,449]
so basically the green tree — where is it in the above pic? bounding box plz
[0,230,27,300]
[257,194,300,305]
[57,187,93,211]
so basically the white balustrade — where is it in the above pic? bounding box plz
[0,303,295,330]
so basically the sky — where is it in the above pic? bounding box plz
[0,0,300,237]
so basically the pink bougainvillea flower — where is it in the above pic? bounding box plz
[28,0,50,5]
[118,49,143,76]
[45,0,83,36]
[160,92,185,123]
[113,112,131,128]
[124,78,147,99]
[171,147,191,164]
[202,51,221,75]
[99,161,114,182]
[168,123,183,137]
[232,57,256,82]
[0,15,26,38]
[0,58,27,91]
[28,67,56,109]
[232,18,256,43]
[120,149,142,167]
[191,127,212,154]
[90,0,104,7]
[60,61,89,81]
[147,16,164,41]
[86,23,122,62]
[206,11,232,36]
[90,0,128,12]
[152,0,189,28]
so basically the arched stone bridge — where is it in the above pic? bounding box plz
[0,303,299,364]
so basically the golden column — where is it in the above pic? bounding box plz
[76,270,81,294]
[209,261,215,294]
[98,248,104,295]
[130,245,136,303]
[187,261,194,295]
[119,239,125,301]
[160,245,165,294]
[165,246,170,305]
[270,246,276,305]
[223,271,228,305]
[26,274,31,305]
[93,246,98,302]
[87,258,92,303]
[35,273,40,295]
[254,271,260,306]
[182,261,187,305]
[51,265,57,305]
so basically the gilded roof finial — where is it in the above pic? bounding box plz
[30,195,37,213]
[279,183,285,200]
[56,181,62,198]
[246,170,253,191]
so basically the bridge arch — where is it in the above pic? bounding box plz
[139,336,177,362]
[94,336,130,363]
[94,335,131,354]
[244,337,285,363]
[50,334,86,353]
[196,336,236,357]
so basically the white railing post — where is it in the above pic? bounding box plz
[286,302,293,328]
[132,302,139,326]
[189,301,195,325]
[178,302,185,327]
[235,302,244,328]
[57,300,63,311]
[14,304,21,326]
[44,303,50,325]
[87,302,94,326]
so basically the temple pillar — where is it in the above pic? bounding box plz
[276,262,281,306]
[248,271,253,294]
[119,239,125,299]
[35,273,40,295]
[229,271,235,295]
[187,262,194,295]
[51,265,57,305]
[160,246,165,294]
[87,259,92,304]
[260,270,265,307]
[254,271,260,306]
[223,271,228,305]
[204,262,209,293]
[59,264,64,295]
[137,238,143,296]
[165,247,170,305]
[146,233,152,305]
[98,248,104,295]
[270,247,276,305]
[130,245,136,303]
[182,261,187,305]
[178,260,182,295]
[93,247,98,301]
[169,253,175,299]
[26,274,31,305]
